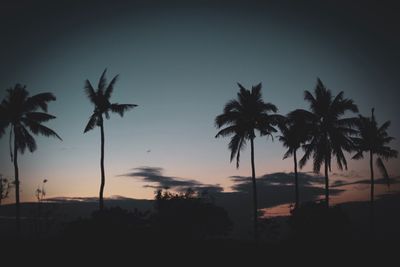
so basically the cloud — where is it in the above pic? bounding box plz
[331,170,363,179]
[119,166,223,193]
[331,177,400,188]
[225,172,344,208]
[229,172,325,191]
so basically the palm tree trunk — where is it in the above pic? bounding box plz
[250,137,258,241]
[99,119,105,211]
[369,150,375,237]
[294,149,299,209]
[13,128,20,234]
[324,156,329,207]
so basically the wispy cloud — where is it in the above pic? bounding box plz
[119,166,223,193]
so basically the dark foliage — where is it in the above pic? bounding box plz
[63,207,151,241]
[152,189,232,240]
[288,201,351,242]
[62,190,232,242]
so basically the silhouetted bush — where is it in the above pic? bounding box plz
[151,189,232,240]
[63,206,151,241]
[62,191,232,243]
[288,201,351,242]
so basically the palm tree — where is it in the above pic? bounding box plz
[278,110,311,209]
[215,83,282,241]
[0,84,61,233]
[352,108,398,232]
[83,69,137,211]
[298,78,358,207]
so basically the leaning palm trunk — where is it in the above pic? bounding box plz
[369,150,375,237]
[250,138,258,241]
[99,119,105,211]
[293,150,299,209]
[13,129,20,234]
[324,157,329,207]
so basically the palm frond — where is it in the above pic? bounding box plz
[98,69,108,93]
[304,90,316,107]
[104,74,119,100]
[25,112,56,123]
[215,126,237,138]
[110,103,137,117]
[215,111,240,128]
[14,125,37,154]
[378,121,391,133]
[223,99,241,113]
[84,80,97,104]
[22,119,62,140]
[24,92,56,112]
[376,157,390,189]
[0,104,8,138]
[235,136,246,168]
[283,148,294,160]
[84,113,100,133]
[376,146,398,160]
[352,151,364,160]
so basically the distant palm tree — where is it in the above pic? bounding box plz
[83,69,137,211]
[0,84,61,233]
[298,79,358,206]
[215,83,282,241]
[352,108,398,229]
[278,110,312,209]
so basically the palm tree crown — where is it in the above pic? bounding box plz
[352,108,398,184]
[215,83,282,167]
[279,110,312,160]
[0,84,61,153]
[352,109,398,161]
[84,69,137,133]
[297,78,358,206]
[299,79,358,172]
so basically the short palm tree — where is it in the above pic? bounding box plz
[84,69,137,211]
[0,84,61,233]
[352,108,398,209]
[215,83,282,241]
[298,79,358,206]
[278,110,312,209]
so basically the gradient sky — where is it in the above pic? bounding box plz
[1,0,399,202]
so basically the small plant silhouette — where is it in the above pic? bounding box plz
[0,174,13,206]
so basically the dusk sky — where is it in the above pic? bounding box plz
[1,0,399,203]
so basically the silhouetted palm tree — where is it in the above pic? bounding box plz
[215,83,282,241]
[352,108,398,232]
[298,79,358,206]
[83,69,137,211]
[278,110,311,209]
[0,84,61,233]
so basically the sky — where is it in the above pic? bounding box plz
[0,0,400,203]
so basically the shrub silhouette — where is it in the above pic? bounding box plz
[288,201,351,242]
[63,191,232,242]
[151,189,232,240]
[63,207,151,242]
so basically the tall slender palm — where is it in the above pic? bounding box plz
[352,108,398,232]
[83,69,137,211]
[298,78,358,207]
[0,84,61,233]
[215,83,282,241]
[278,110,312,209]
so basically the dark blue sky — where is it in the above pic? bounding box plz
[1,0,399,201]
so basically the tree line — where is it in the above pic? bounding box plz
[215,79,398,240]
[0,70,398,240]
